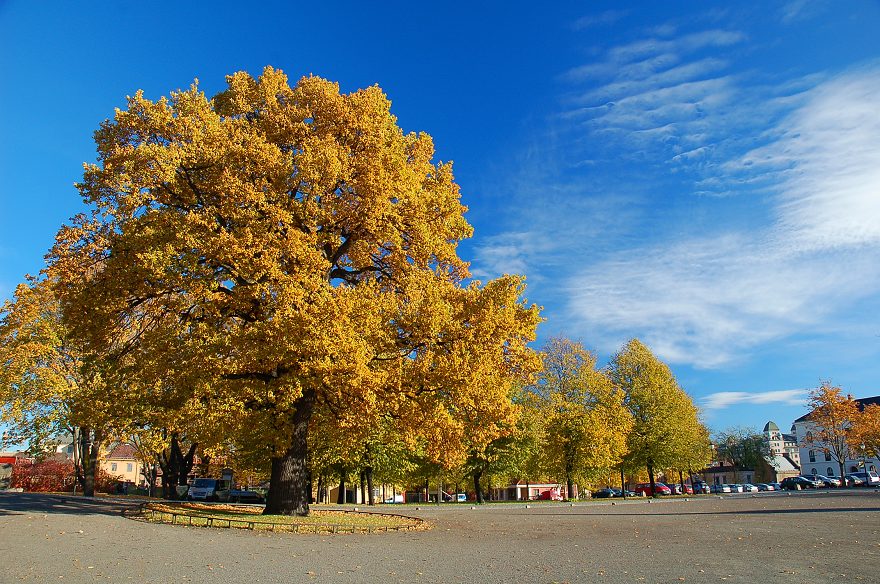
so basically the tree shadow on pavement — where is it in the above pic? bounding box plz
[0,492,136,517]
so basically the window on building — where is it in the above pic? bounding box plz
[111,463,117,472]
[811,468,817,475]
[827,467,834,476]
[824,449,831,461]
[127,463,133,472]
[809,450,816,462]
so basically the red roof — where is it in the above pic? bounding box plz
[106,443,138,460]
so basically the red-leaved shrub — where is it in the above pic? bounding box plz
[11,458,75,492]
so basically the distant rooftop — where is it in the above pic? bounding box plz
[793,395,880,424]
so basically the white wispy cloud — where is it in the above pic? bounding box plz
[563,63,880,367]
[731,64,880,250]
[702,389,808,410]
[475,16,880,370]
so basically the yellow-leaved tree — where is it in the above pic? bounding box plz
[49,67,541,515]
[609,339,706,495]
[530,338,632,498]
[0,276,112,496]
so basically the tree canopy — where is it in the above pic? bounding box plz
[49,67,542,514]
[609,339,709,492]
[804,382,861,482]
[530,338,632,497]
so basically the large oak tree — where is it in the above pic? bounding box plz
[50,68,541,515]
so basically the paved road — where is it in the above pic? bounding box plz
[1,490,878,583]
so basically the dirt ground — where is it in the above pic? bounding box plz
[1,490,878,583]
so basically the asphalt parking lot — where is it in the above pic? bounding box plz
[1,490,878,583]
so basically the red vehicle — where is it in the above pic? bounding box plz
[535,488,564,501]
[634,482,672,496]
[669,483,693,495]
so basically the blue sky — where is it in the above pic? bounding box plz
[2,1,879,434]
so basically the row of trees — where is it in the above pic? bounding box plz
[1,67,709,514]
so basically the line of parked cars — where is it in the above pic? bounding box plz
[780,471,880,490]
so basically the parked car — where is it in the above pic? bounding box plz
[593,488,637,498]
[780,476,820,490]
[769,482,782,491]
[804,474,841,488]
[634,482,672,496]
[593,488,618,498]
[536,489,564,501]
[228,488,264,504]
[692,482,711,494]
[668,484,694,495]
[710,484,732,493]
[847,471,880,486]
[187,478,232,501]
[741,484,759,493]
[844,474,865,487]
[383,494,405,503]
[729,484,744,493]
[754,483,774,491]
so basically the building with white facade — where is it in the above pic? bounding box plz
[763,420,801,466]
[791,395,880,478]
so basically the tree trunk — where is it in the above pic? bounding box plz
[337,473,347,505]
[263,389,316,516]
[679,469,685,493]
[473,470,484,504]
[565,461,574,500]
[359,470,367,504]
[75,426,103,497]
[317,475,325,504]
[620,466,627,499]
[647,460,656,496]
[365,466,375,505]
[178,441,197,490]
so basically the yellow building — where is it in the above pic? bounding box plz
[99,443,143,486]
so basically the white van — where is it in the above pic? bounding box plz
[187,478,231,501]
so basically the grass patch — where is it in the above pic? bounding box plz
[133,502,428,534]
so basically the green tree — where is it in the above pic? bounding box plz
[713,427,766,472]
[609,339,704,496]
[50,68,541,515]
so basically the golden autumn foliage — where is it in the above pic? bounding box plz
[0,276,113,495]
[609,339,710,485]
[49,67,542,514]
[804,382,861,480]
[530,338,632,494]
[850,404,880,459]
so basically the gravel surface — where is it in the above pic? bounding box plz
[1,490,879,583]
